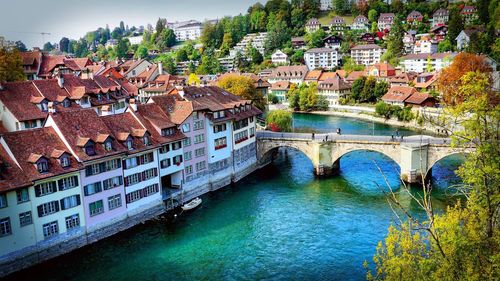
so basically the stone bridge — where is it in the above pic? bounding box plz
[256,131,471,183]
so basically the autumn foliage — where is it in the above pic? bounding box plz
[438,53,492,105]
[217,74,266,110]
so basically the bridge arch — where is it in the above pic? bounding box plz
[425,151,467,179]
[331,144,401,169]
[256,139,316,167]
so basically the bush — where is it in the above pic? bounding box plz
[266,110,292,132]
[267,93,279,104]
[396,107,415,122]
[375,101,392,118]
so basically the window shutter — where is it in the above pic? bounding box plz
[58,179,63,191]
[84,185,89,196]
[96,182,102,193]
[122,159,127,170]
[76,195,81,206]
[154,168,158,177]
[35,186,41,197]
[125,193,130,204]
[138,155,143,165]
[141,171,146,181]
[60,199,66,210]
[116,159,122,168]
[99,163,106,173]
[37,205,43,217]
[54,201,60,212]
[74,176,79,187]
[124,177,129,187]
[118,176,123,185]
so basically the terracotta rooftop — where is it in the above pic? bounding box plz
[381,86,418,102]
[269,65,309,80]
[318,76,351,91]
[0,81,48,122]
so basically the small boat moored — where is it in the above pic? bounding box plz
[181,197,202,211]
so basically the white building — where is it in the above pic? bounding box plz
[271,50,289,65]
[378,13,395,31]
[320,0,333,11]
[304,48,339,70]
[126,36,143,45]
[229,33,267,58]
[399,53,457,73]
[268,65,309,84]
[413,37,438,54]
[317,75,352,107]
[352,15,369,30]
[173,21,203,41]
[350,44,385,66]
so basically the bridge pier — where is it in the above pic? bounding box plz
[400,144,429,184]
[314,160,339,177]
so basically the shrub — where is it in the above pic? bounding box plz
[266,110,292,132]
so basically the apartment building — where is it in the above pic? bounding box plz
[399,53,456,73]
[304,48,339,70]
[350,44,385,66]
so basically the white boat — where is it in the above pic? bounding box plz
[181,197,202,211]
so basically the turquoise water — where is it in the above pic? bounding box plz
[6,114,463,281]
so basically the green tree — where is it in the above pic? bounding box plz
[381,18,404,65]
[286,83,300,109]
[196,49,223,75]
[268,92,279,104]
[373,80,388,100]
[447,8,464,45]
[155,18,166,34]
[351,76,366,102]
[438,39,453,52]
[59,37,70,53]
[0,47,25,82]
[266,110,293,132]
[305,29,326,48]
[374,101,391,118]
[14,41,27,52]
[334,0,351,15]
[342,56,365,74]
[43,42,54,52]
[114,38,129,59]
[368,9,378,22]
[176,48,189,62]
[361,77,376,102]
[155,54,177,74]
[248,45,263,65]
[298,83,317,111]
[219,32,233,57]
[156,28,176,51]
[368,71,499,281]
[264,13,291,55]
[315,95,329,111]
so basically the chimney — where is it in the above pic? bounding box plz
[48,102,56,114]
[57,73,64,88]
[129,98,137,112]
[158,62,163,75]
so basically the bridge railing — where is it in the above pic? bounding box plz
[256,131,451,145]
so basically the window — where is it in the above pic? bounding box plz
[85,159,121,176]
[103,176,123,190]
[37,201,59,217]
[58,176,78,191]
[183,137,191,147]
[193,120,204,130]
[143,184,159,197]
[235,130,249,144]
[126,139,134,150]
[35,182,57,197]
[60,195,80,210]
[214,110,225,119]
[195,147,205,157]
[193,111,200,119]
[213,124,226,133]
[160,159,171,169]
[41,102,48,112]
[125,190,142,203]
[194,134,204,144]
[196,161,206,171]
[108,194,122,210]
[37,160,49,173]
[85,144,95,156]
[185,165,193,175]
[89,200,104,217]
[184,151,192,161]
[125,157,138,169]
[173,155,183,165]
[143,135,150,146]
[141,152,154,164]
[42,221,58,238]
[84,182,102,196]
[182,123,190,133]
[16,189,29,204]
[214,137,227,150]
[250,127,255,137]
[161,128,175,136]
[159,144,170,154]
[125,173,141,187]
[24,120,38,129]
[65,214,80,230]
[19,211,32,227]
[63,99,71,108]
[0,218,12,237]
[172,141,182,150]
[0,193,6,208]
[60,156,70,168]
[104,141,113,151]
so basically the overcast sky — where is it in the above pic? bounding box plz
[0,0,265,48]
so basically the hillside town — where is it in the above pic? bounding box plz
[0,0,499,279]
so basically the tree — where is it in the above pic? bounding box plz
[264,14,291,55]
[0,47,25,82]
[315,95,329,111]
[334,0,351,15]
[188,73,201,86]
[342,56,365,74]
[374,101,391,118]
[248,45,263,65]
[219,32,233,57]
[438,53,492,105]
[266,110,292,132]
[59,37,70,53]
[268,92,279,104]
[287,83,300,109]
[135,45,148,59]
[14,41,27,52]
[155,18,166,34]
[298,83,317,111]
[381,18,404,65]
[217,74,266,110]
[155,54,177,74]
[361,77,376,102]
[156,28,176,51]
[305,29,326,48]
[176,48,189,62]
[119,21,125,32]
[114,38,129,59]
[351,76,366,102]
[373,80,388,100]
[368,9,378,22]
[368,71,499,281]
[437,39,453,52]
[290,50,304,64]
[43,42,54,52]
[447,8,464,45]
[196,49,222,75]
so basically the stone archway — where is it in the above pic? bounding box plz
[256,139,316,168]
[331,143,402,169]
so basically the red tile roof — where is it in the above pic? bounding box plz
[318,76,351,91]
[405,92,433,105]
[0,81,48,121]
[381,86,418,102]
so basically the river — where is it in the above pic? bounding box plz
[6,114,463,281]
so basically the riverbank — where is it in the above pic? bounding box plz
[300,109,448,136]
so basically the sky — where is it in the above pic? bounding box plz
[0,0,265,49]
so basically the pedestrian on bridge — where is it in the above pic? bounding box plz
[312,133,315,140]
[325,135,329,142]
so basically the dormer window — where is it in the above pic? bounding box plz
[85,143,95,156]
[104,140,113,151]
[60,156,70,168]
[106,93,110,99]
[63,99,70,108]
[41,102,48,112]
[161,128,175,137]
[126,138,134,150]
[37,160,49,173]
[97,94,102,101]
[82,97,90,105]
[143,135,150,146]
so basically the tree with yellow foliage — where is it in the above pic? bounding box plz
[217,74,265,110]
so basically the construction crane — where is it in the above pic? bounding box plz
[8,31,52,47]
